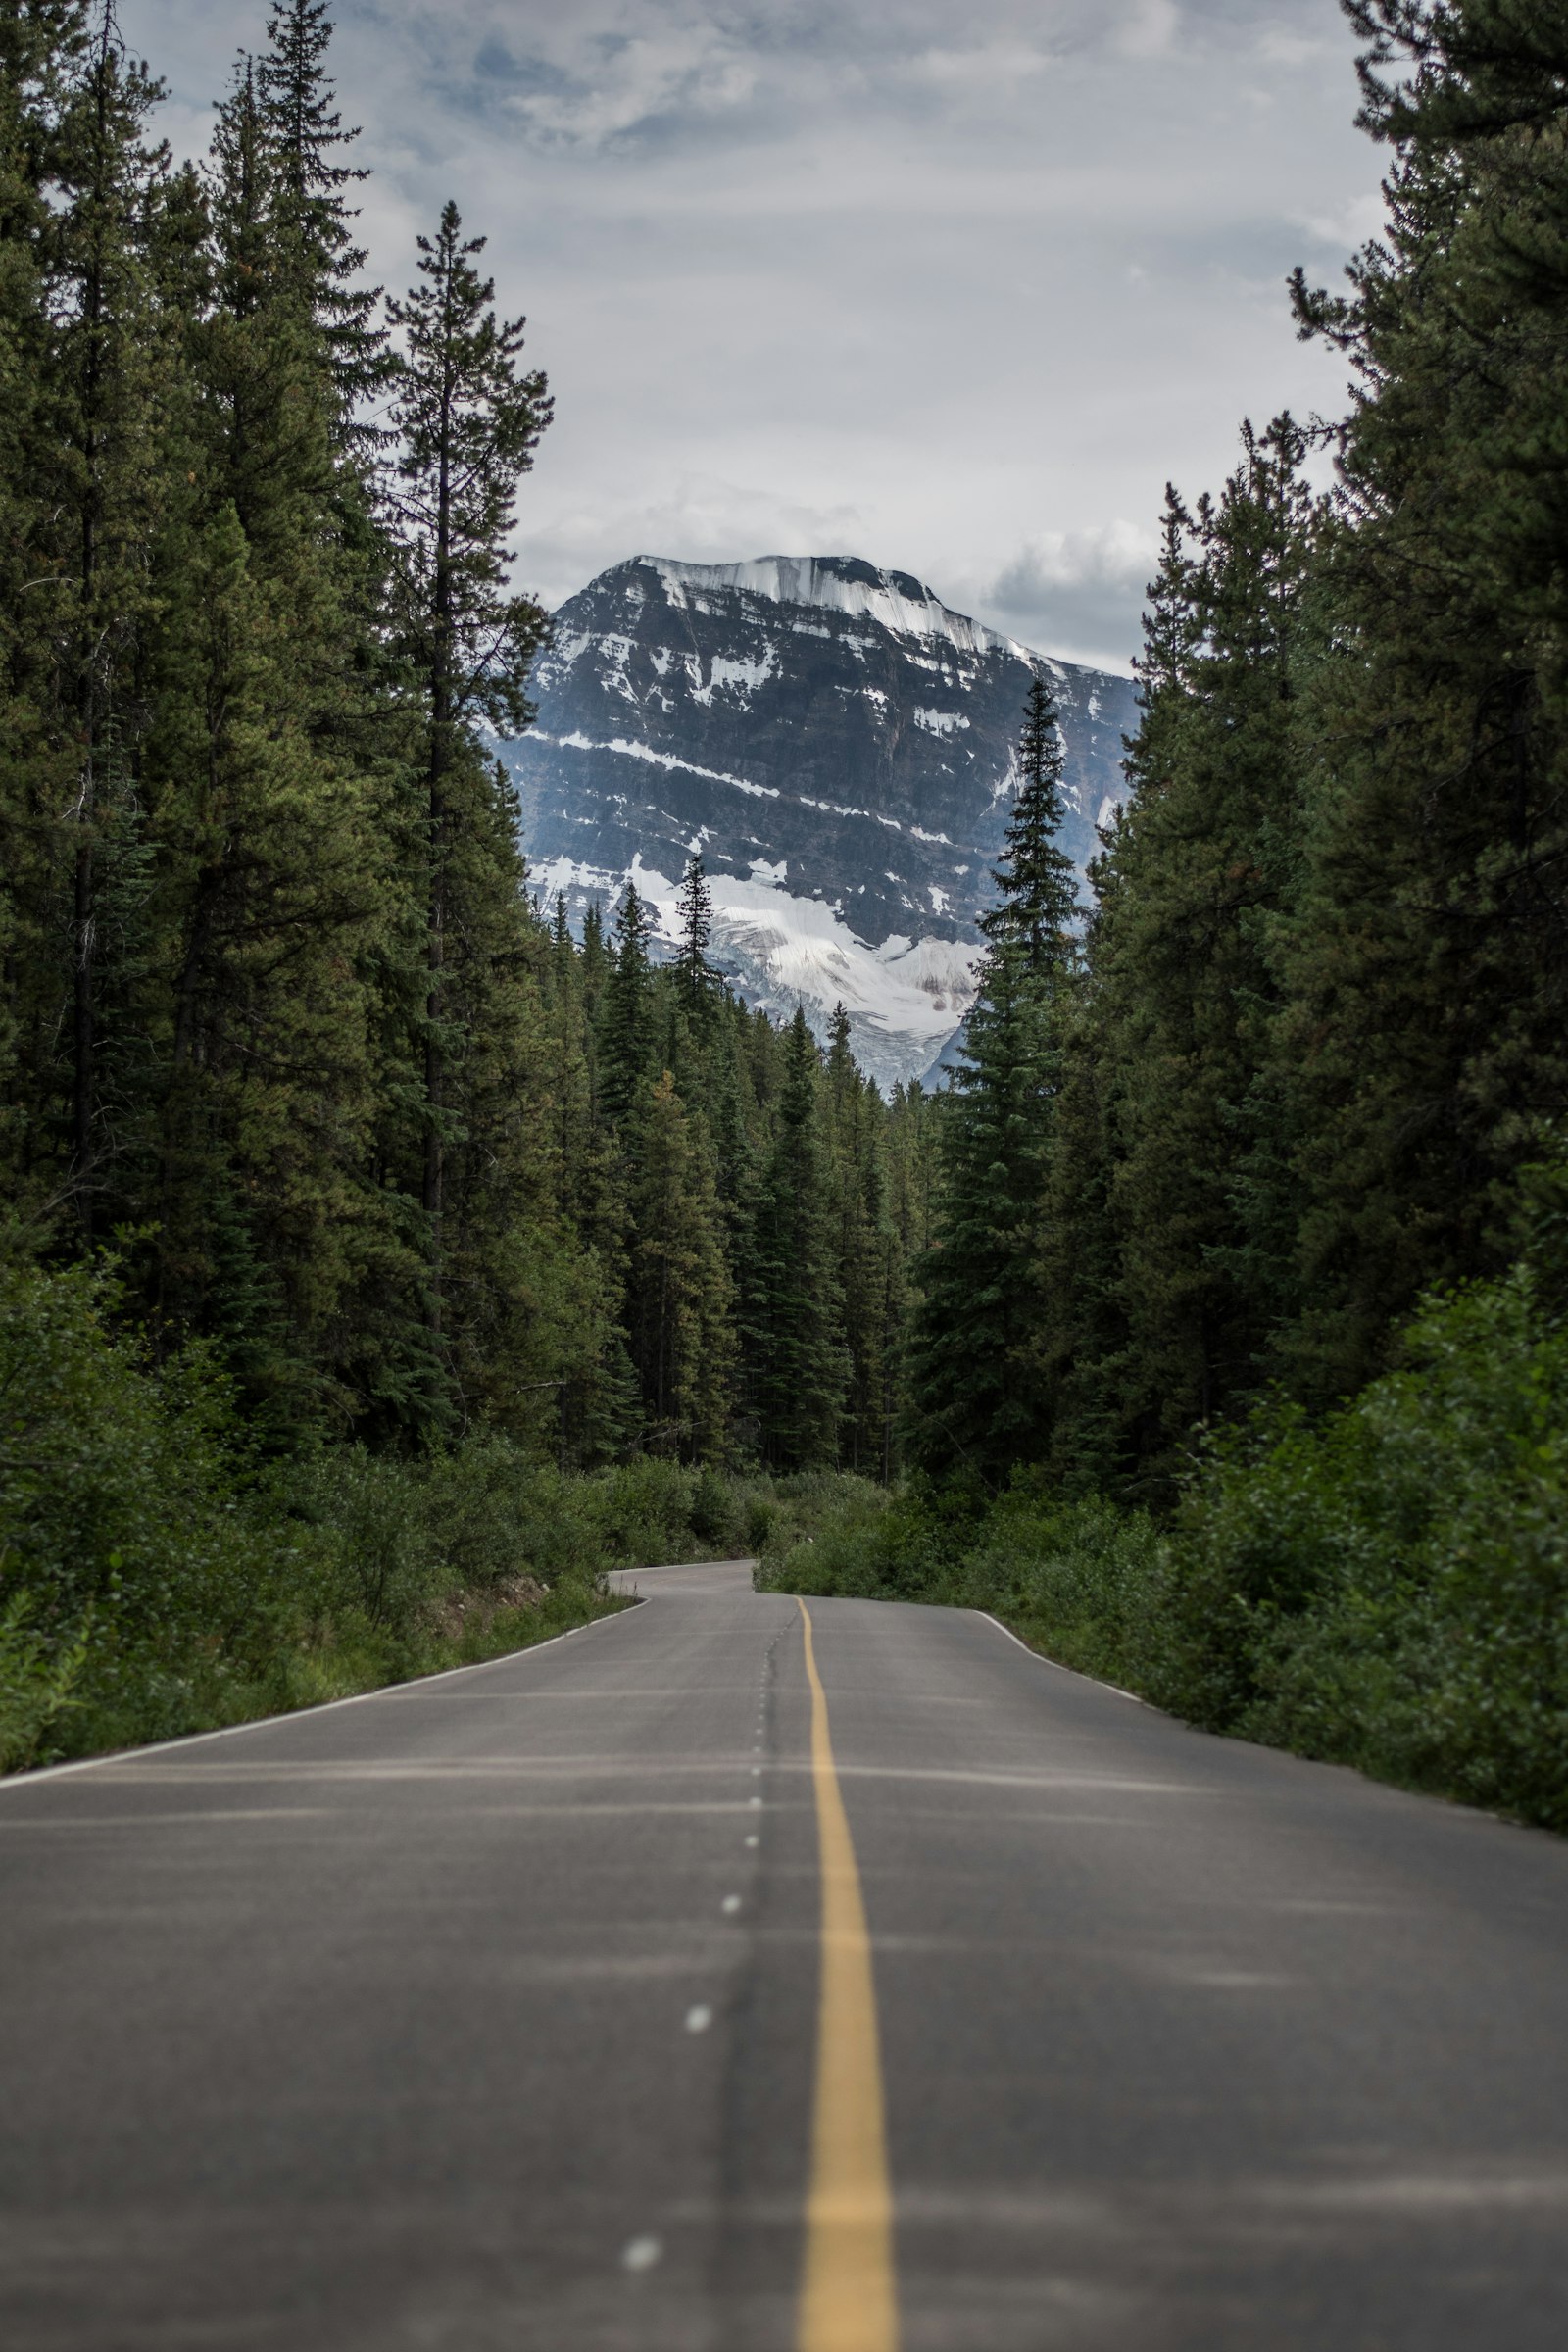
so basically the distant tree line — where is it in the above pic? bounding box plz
[0,0,943,1475]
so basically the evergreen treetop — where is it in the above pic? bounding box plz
[675,851,718,1007]
[980,674,1080,973]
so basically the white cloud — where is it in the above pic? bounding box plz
[1298,191,1392,251]
[525,471,868,612]
[973,525,1160,673]
[499,23,760,151]
[1117,0,1182,60]
[118,0,1380,668]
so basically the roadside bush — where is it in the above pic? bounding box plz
[1170,1269,1568,1826]
[0,1259,885,1774]
[760,1256,1568,1832]
[758,1473,1166,1684]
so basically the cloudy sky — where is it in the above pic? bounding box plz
[121,0,1385,672]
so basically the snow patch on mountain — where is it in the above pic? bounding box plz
[541,730,780,801]
[648,553,1042,667]
[507,552,1141,1089]
[531,851,983,1095]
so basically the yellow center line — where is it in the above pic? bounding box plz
[797,1597,900,2352]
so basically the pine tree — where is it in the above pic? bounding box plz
[257,0,386,420]
[1272,0,1568,1398]
[35,6,169,1236]
[0,0,91,1225]
[117,19,415,1433]
[981,674,1080,970]
[823,1003,896,1472]
[904,947,1061,1483]
[675,850,719,1016]
[744,1006,846,1469]
[600,880,654,1124]
[386,199,552,1301]
[906,679,1080,1483]
[625,1070,734,1460]
[1074,419,1318,1485]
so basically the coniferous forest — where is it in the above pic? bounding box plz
[6,0,1568,1828]
[772,0,1568,1833]
[0,0,942,1765]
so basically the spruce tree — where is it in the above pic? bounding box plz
[257,0,385,419]
[0,0,90,1226]
[37,6,168,1235]
[625,1070,735,1460]
[906,679,1080,1483]
[824,1003,895,1472]
[600,881,654,1124]
[904,946,1061,1483]
[744,1006,846,1468]
[675,851,719,1016]
[386,199,551,1297]
[1273,0,1568,1398]
[981,674,1080,970]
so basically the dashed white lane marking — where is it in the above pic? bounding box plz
[721,1893,743,1915]
[685,2005,713,2034]
[745,1834,760,1847]
[750,1796,763,1808]
[621,2236,662,2273]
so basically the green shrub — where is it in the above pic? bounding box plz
[0,1261,893,1774]
[761,1258,1568,1831]
[0,1588,91,1771]
[1169,1269,1568,1825]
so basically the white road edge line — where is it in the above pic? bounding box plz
[5,1598,647,1790]
[975,1611,1156,1710]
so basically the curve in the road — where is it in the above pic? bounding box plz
[5,1556,1568,2351]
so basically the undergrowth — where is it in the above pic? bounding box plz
[760,1246,1568,1834]
[0,1259,866,1772]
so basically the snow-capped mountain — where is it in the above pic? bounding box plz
[502,554,1140,1089]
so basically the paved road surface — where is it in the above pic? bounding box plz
[3,1561,1568,2349]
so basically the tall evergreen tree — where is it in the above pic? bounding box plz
[37,6,168,1235]
[0,0,91,1226]
[600,880,654,1124]
[980,674,1080,968]
[386,198,551,1300]
[257,0,385,418]
[906,679,1079,1483]
[1274,0,1568,1399]
[625,1069,734,1460]
[1081,420,1318,1483]
[675,850,718,1015]
[824,1003,895,1472]
[745,1006,846,1469]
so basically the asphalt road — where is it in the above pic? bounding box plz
[3,1560,1568,2350]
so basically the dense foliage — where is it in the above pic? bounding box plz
[10,1,1568,1817]
[764,1192,1568,1829]
[0,1250,881,1767]
[775,0,1568,1827]
[0,1,935,1763]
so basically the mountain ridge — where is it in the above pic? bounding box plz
[502,553,1140,1087]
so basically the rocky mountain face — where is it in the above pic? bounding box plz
[501,554,1141,1089]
